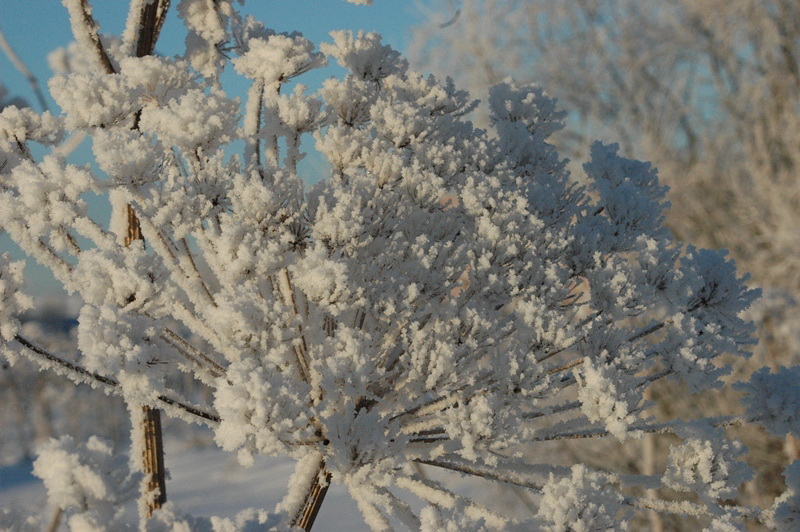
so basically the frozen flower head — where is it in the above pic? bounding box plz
[489,78,567,138]
[0,5,770,530]
[234,33,325,84]
[92,129,163,186]
[50,72,141,130]
[537,465,628,531]
[736,366,800,439]
[119,56,199,105]
[322,31,407,82]
[273,85,327,135]
[33,436,137,529]
[139,88,239,153]
[663,426,752,500]
[0,106,62,147]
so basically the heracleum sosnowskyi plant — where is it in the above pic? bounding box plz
[410,3,800,524]
[1,0,800,529]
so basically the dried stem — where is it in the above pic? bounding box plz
[162,327,225,378]
[140,406,167,515]
[45,507,62,532]
[273,271,333,530]
[126,199,167,518]
[415,458,545,491]
[13,334,220,423]
[122,2,172,514]
[64,0,116,74]
[180,238,217,306]
[291,464,332,531]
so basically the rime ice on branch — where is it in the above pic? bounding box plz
[0,1,787,530]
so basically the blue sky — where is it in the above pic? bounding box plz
[0,1,425,106]
[0,1,429,298]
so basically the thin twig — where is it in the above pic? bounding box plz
[162,327,225,377]
[531,415,749,443]
[0,27,49,111]
[415,458,545,491]
[14,334,220,423]
[181,238,217,306]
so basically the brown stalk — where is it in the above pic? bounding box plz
[279,269,332,530]
[123,0,172,517]
[292,468,333,531]
[73,0,115,74]
[125,203,167,515]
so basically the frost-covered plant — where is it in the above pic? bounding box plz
[0,434,277,532]
[0,0,793,530]
[414,1,800,521]
[33,436,139,530]
[0,317,130,466]
[772,460,800,529]
[736,366,800,440]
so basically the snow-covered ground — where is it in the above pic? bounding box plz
[0,434,528,530]
[0,438,365,531]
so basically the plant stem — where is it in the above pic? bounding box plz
[124,1,171,517]
[141,406,167,515]
[292,463,332,531]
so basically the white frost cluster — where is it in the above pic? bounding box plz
[139,88,239,153]
[32,435,138,529]
[736,366,800,439]
[663,428,752,500]
[576,357,640,440]
[50,72,141,130]
[0,107,62,146]
[0,3,776,529]
[92,129,163,186]
[234,34,325,84]
[0,254,30,343]
[536,465,628,531]
[146,503,280,532]
[771,460,800,530]
[28,436,282,531]
[321,31,406,82]
[177,0,236,77]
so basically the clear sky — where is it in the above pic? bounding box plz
[0,1,426,105]
[0,1,431,298]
